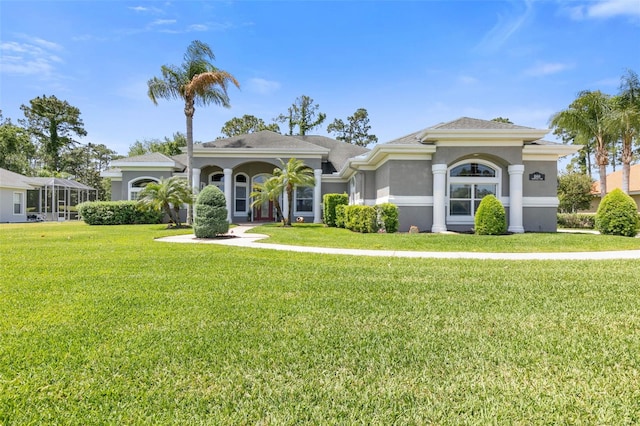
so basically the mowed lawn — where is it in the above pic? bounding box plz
[1,222,640,424]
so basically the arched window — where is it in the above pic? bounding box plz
[210,172,224,191]
[234,173,248,214]
[128,177,159,200]
[447,161,500,223]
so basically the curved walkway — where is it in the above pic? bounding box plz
[156,225,640,260]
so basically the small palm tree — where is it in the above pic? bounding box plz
[137,176,192,227]
[250,174,284,223]
[277,158,315,226]
[147,40,240,225]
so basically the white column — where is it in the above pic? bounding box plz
[313,169,322,223]
[224,168,233,223]
[192,168,201,193]
[508,164,525,234]
[431,164,448,233]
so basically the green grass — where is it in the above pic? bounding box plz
[1,221,640,424]
[249,223,640,252]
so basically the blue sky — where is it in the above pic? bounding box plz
[1,0,639,156]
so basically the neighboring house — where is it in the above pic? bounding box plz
[104,117,578,232]
[590,164,640,212]
[0,167,98,222]
[0,168,36,223]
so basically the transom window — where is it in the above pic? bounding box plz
[448,161,500,223]
[129,177,158,200]
[210,173,224,192]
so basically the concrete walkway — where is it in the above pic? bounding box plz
[155,225,640,260]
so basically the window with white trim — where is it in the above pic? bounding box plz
[234,173,248,214]
[210,172,224,191]
[294,186,314,213]
[129,177,159,200]
[13,192,23,214]
[447,161,500,223]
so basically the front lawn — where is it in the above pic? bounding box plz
[1,222,639,424]
[249,223,640,252]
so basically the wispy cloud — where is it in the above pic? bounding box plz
[458,75,478,85]
[128,5,164,14]
[477,0,534,52]
[525,62,571,77]
[246,78,281,95]
[565,0,640,21]
[0,35,63,78]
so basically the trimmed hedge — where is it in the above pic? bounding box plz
[595,189,640,237]
[344,205,378,233]
[323,193,348,227]
[78,201,163,225]
[335,204,346,229]
[194,185,229,238]
[557,213,595,229]
[376,203,399,233]
[474,195,507,235]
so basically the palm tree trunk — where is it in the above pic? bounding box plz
[622,135,633,194]
[185,100,195,225]
[286,185,293,226]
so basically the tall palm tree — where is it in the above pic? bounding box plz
[610,70,640,194]
[250,173,284,223]
[277,158,315,226]
[550,90,613,197]
[137,176,193,227]
[607,96,640,194]
[147,40,240,224]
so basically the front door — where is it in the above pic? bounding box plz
[252,174,276,222]
[253,199,274,221]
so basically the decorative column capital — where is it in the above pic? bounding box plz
[432,163,448,174]
[508,164,525,175]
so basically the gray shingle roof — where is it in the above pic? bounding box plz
[200,130,326,151]
[297,135,370,171]
[0,168,35,189]
[386,130,423,145]
[429,117,534,130]
[115,152,176,163]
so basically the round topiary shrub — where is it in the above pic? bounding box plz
[474,195,507,235]
[194,185,229,238]
[595,188,640,237]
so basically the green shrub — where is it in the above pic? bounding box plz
[323,193,348,227]
[557,213,596,229]
[376,203,399,233]
[194,185,229,238]
[78,201,163,225]
[595,189,640,237]
[344,205,378,233]
[335,204,346,228]
[474,195,507,235]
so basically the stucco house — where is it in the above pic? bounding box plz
[0,168,35,223]
[590,164,640,212]
[104,117,578,232]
